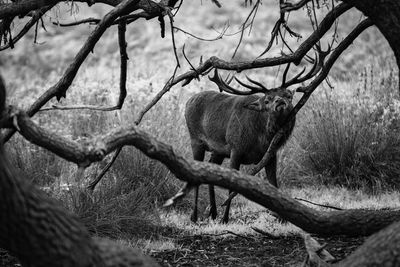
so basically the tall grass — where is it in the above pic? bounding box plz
[286,62,400,191]
[3,0,400,247]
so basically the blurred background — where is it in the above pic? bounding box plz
[1,0,399,255]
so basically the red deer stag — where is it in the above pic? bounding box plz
[185,62,317,223]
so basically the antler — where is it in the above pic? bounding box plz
[209,45,330,95]
[280,45,331,88]
[209,69,269,95]
[234,75,269,92]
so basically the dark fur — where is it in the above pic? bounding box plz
[185,90,295,223]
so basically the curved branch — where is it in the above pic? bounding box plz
[1,0,178,142]
[0,0,173,19]
[281,0,313,12]
[117,19,128,109]
[0,5,54,51]
[251,19,374,175]
[87,147,123,191]
[223,18,374,207]
[4,108,399,237]
[134,2,353,124]
[0,84,158,266]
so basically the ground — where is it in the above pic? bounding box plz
[1,186,395,266]
[0,232,365,267]
[151,233,365,266]
[147,187,398,266]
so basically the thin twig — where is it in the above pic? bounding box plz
[231,0,261,59]
[135,64,179,125]
[53,18,101,26]
[39,105,122,112]
[223,18,373,207]
[168,9,180,68]
[117,19,128,109]
[251,227,280,239]
[295,197,343,210]
[173,24,228,41]
[134,3,352,126]
[87,147,123,191]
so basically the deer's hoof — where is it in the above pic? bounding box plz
[220,217,229,224]
[190,213,198,223]
[209,209,217,220]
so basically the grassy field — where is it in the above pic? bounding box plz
[1,0,400,266]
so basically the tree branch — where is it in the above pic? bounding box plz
[223,18,373,206]
[134,2,352,124]
[281,0,313,12]
[0,5,54,51]
[3,107,399,237]
[1,0,180,142]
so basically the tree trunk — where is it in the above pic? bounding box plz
[0,80,158,267]
[337,220,400,266]
[343,0,400,88]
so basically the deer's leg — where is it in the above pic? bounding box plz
[208,153,224,220]
[190,142,205,223]
[221,152,241,224]
[264,153,278,187]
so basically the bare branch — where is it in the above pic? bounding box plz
[231,0,261,59]
[295,197,344,210]
[224,19,373,205]
[135,64,179,124]
[134,3,352,123]
[1,0,182,142]
[117,19,128,109]
[2,107,400,236]
[281,0,313,12]
[248,20,373,176]
[0,5,54,51]
[53,18,101,27]
[173,24,228,42]
[0,0,175,19]
[87,147,123,191]
[167,9,180,68]
[40,105,123,112]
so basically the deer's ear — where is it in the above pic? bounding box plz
[244,97,265,111]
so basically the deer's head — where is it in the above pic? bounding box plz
[208,60,320,117]
[245,90,293,114]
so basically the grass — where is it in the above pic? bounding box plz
[144,185,400,253]
[2,0,400,258]
[285,60,400,191]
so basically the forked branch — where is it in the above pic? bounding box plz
[0,5,54,51]
[1,105,399,237]
[1,0,181,142]
[223,18,373,205]
[134,3,352,124]
[43,19,129,113]
[208,52,322,96]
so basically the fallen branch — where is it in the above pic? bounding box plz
[295,197,343,211]
[3,107,400,237]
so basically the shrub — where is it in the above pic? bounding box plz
[292,63,400,191]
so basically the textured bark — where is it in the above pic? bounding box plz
[0,81,158,267]
[0,154,159,266]
[337,221,400,266]
[3,108,399,237]
[343,0,400,88]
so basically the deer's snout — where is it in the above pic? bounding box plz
[274,97,287,112]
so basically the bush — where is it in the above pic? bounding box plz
[292,63,400,191]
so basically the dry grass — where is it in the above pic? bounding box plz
[2,0,400,257]
[145,185,400,253]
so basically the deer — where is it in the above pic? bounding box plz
[184,61,319,224]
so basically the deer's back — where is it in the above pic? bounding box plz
[185,91,276,162]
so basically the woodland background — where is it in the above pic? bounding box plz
[1,1,399,266]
